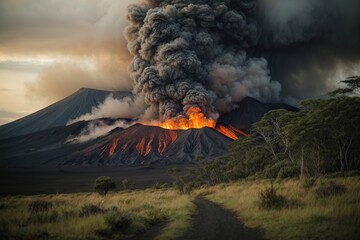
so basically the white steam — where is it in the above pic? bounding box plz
[67,94,146,125]
[66,120,132,144]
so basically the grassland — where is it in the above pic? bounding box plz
[200,177,360,240]
[0,188,194,240]
[1,177,359,240]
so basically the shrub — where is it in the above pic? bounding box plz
[315,181,346,197]
[259,184,288,209]
[79,204,106,217]
[0,202,7,210]
[265,161,293,179]
[277,166,299,179]
[344,170,360,177]
[302,178,317,189]
[94,176,116,195]
[30,211,59,223]
[28,200,52,214]
[174,178,185,194]
[104,210,133,232]
[122,179,129,189]
[145,208,167,225]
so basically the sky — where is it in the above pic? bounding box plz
[0,0,135,125]
[0,0,359,125]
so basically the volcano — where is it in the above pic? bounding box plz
[0,88,130,139]
[0,89,296,168]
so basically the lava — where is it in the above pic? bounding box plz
[215,125,239,140]
[161,107,216,130]
[136,134,154,156]
[159,107,248,140]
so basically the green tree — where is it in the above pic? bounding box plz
[94,176,116,196]
[329,76,360,96]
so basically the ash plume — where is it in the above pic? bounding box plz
[125,0,282,121]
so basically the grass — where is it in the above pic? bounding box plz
[1,177,359,240]
[196,177,360,240]
[0,188,194,240]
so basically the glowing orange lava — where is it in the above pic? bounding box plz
[161,107,216,130]
[158,107,248,140]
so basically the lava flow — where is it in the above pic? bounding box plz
[161,107,216,130]
[160,107,246,140]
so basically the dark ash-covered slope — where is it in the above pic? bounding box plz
[0,88,130,139]
[0,120,127,167]
[165,127,232,162]
[218,96,298,133]
[0,123,233,168]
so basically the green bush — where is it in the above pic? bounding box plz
[28,200,52,214]
[79,204,106,217]
[104,210,133,232]
[302,178,317,188]
[30,211,59,223]
[315,181,346,197]
[265,160,298,178]
[259,184,288,209]
[94,176,116,195]
[344,170,360,177]
[145,208,167,225]
[277,166,299,179]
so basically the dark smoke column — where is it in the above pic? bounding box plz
[125,0,281,122]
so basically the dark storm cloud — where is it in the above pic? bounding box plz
[259,0,360,101]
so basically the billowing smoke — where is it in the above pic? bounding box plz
[125,0,281,121]
[67,94,146,125]
[66,120,132,143]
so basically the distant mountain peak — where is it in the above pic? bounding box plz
[0,89,130,139]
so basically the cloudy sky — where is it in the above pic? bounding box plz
[0,0,359,125]
[0,0,135,125]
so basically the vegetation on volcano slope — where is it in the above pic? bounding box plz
[186,77,360,185]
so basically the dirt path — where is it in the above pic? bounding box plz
[180,196,264,240]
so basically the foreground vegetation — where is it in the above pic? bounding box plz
[1,176,359,240]
[0,189,194,240]
[200,176,360,240]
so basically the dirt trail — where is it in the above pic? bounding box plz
[180,196,264,240]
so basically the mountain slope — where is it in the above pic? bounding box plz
[0,123,232,168]
[165,127,232,162]
[218,97,298,133]
[0,88,130,139]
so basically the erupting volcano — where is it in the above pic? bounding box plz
[157,106,246,140]
[0,89,295,168]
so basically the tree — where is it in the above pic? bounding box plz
[295,97,360,173]
[94,176,116,196]
[329,76,360,96]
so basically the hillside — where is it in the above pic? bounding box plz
[0,88,130,139]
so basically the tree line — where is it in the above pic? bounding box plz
[190,76,360,185]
